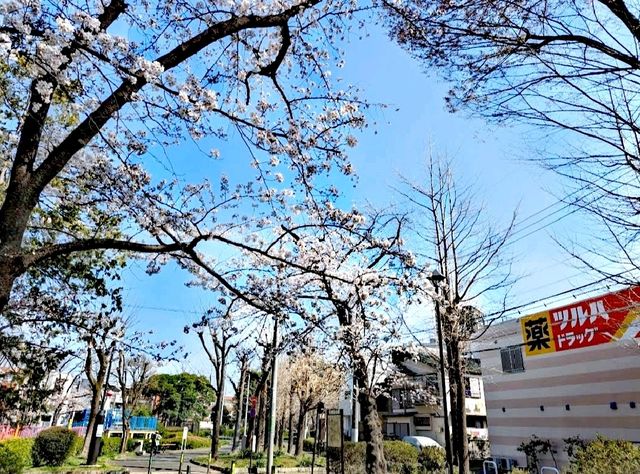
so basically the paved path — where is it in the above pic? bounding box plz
[114,448,214,473]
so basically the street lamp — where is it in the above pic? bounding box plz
[428,269,454,474]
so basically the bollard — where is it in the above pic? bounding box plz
[186,465,190,474]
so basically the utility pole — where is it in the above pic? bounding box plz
[429,269,454,474]
[266,315,279,474]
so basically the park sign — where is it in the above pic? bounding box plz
[520,285,640,356]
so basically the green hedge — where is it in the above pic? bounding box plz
[566,436,640,474]
[100,437,122,457]
[419,446,445,471]
[71,435,84,456]
[344,441,444,474]
[0,438,35,474]
[32,427,76,467]
[0,438,34,470]
[162,434,211,449]
[302,437,313,452]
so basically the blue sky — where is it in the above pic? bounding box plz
[120,21,607,375]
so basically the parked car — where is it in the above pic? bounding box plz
[401,435,443,449]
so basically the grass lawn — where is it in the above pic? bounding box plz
[194,452,325,468]
[25,454,125,473]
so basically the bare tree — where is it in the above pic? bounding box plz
[400,156,516,474]
[384,0,640,277]
[288,353,343,455]
[116,351,153,453]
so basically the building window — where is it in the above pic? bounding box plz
[414,416,431,429]
[500,346,525,373]
[384,422,410,438]
[465,377,482,398]
[391,388,414,410]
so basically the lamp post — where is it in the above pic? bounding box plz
[429,269,454,474]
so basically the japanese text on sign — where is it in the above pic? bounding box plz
[520,286,640,356]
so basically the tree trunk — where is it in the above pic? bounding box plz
[82,386,101,456]
[211,352,227,458]
[353,356,386,474]
[294,407,307,455]
[277,411,285,449]
[256,390,266,452]
[232,366,246,451]
[120,421,130,454]
[287,391,294,454]
[452,341,469,474]
[120,399,129,454]
[447,339,460,466]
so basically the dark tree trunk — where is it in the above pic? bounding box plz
[256,390,266,451]
[246,411,255,450]
[294,407,307,455]
[82,385,101,455]
[277,411,285,449]
[263,391,270,452]
[120,420,130,454]
[451,341,469,474]
[287,391,294,454]
[353,356,386,474]
[211,352,227,458]
[232,366,246,451]
[447,339,460,465]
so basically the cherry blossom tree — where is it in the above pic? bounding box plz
[193,203,421,474]
[0,0,367,314]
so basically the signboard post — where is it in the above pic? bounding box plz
[178,426,188,474]
[325,409,344,474]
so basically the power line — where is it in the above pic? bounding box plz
[483,269,635,321]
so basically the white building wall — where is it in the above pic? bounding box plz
[473,319,640,468]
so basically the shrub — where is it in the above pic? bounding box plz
[31,427,77,467]
[565,435,640,474]
[0,444,23,474]
[303,437,316,452]
[384,440,419,465]
[127,438,143,452]
[344,441,366,467]
[419,446,445,471]
[185,435,211,449]
[344,441,423,473]
[100,437,121,457]
[298,454,314,467]
[0,438,34,470]
[163,434,211,450]
[71,435,84,456]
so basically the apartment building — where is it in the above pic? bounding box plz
[472,285,640,470]
[340,347,489,458]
